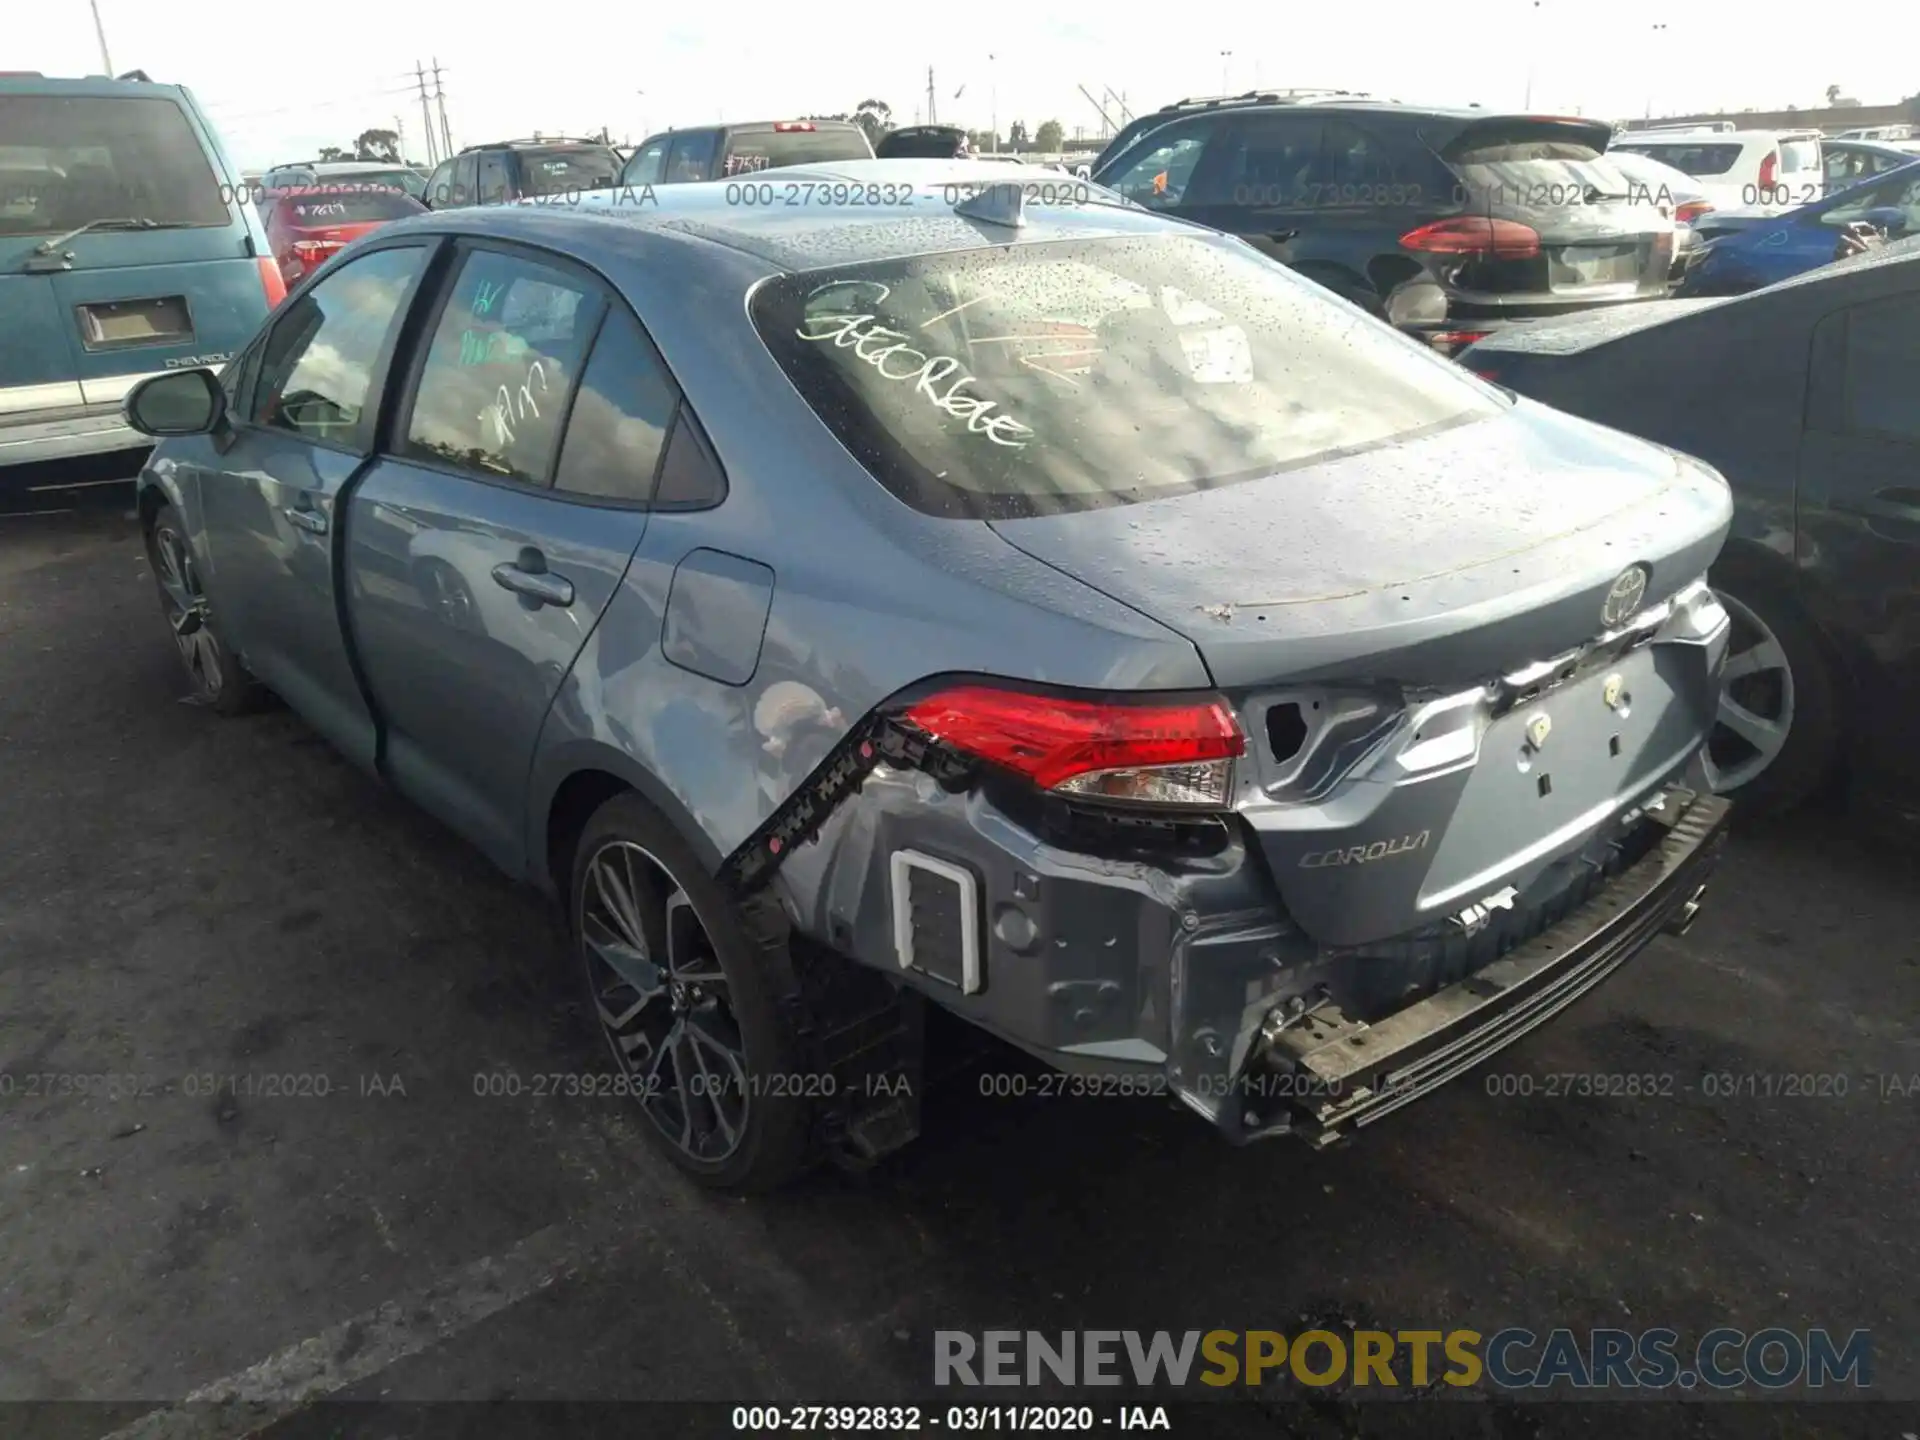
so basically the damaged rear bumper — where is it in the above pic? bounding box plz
[1251,788,1730,1146]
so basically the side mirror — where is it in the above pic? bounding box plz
[124,368,227,438]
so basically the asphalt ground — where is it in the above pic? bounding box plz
[3,465,1918,1440]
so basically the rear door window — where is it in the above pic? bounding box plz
[721,125,872,175]
[401,248,605,485]
[664,131,718,183]
[0,93,229,236]
[1612,142,1742,177]
[425,159,454,207]
[1210,113,1325,208]
[451,154,478,206]
[517,146,618,197]
[552,307,682,503]
[476,152,512,205]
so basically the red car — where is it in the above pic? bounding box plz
[259,184,425,290]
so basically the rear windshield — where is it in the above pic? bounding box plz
[277,188,423,224]
[750,234,1501,519]
[878,129,969,159]
[723,126,873,175]
[0,93,229,236]
[517,146,619,196]
[1443,124,1638,201]
[1612,142,1743,177]
[1778,138,1821,175]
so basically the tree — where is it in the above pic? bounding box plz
[852,99,892,148]
[353,128,402,163]
[1034,119,1064,153]
[1825,83,1842,105]
[316,145,351,162]
[1008,119,1029,151]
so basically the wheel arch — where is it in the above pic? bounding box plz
[1710,533,1862,726]
[532,744,725,905]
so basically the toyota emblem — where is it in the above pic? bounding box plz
[1601,565,1651,628]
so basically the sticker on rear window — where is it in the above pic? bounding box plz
[797,280,1034,448]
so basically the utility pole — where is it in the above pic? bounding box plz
[394,114,408,166]
[927,67,936,126]
[1220,50,1232,95]
[988,53,997,154]
[415,62,439,167]
[432,58,453,159]
[87,0,114,75]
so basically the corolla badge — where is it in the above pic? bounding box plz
[1299,831,1431,869]
[1602,565,1651,628]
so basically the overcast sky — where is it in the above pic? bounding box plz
[19,0,1911,170]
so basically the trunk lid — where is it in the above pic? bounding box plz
[986,400,1731,690]
[1433,117,1678,310]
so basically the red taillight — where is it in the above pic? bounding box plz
[257,255,286,307]
[902,684,1246,808]
[1400,216,1541,259]
[1758,151,1778,190]
[1429,329,1492,351]
[1675,200,1714,224]
[773,121,816,132]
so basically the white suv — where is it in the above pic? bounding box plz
[1610,128,1825,214]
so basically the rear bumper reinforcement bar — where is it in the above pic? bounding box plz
[1262,789,1732,1146]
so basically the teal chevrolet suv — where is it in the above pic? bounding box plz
[1,73,283,493]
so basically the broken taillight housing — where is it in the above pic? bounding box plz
[902,685,1246,809]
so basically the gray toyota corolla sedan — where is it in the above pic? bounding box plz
[123,165,1735,1190]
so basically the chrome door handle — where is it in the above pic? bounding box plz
[491,561,574,607]
[284,506,328,535]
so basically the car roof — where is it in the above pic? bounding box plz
[1616,129,1820,144]
[0,73,191,100]
[308,160,415,172]
[1824,138,1916,157]
[389,159,1165,275]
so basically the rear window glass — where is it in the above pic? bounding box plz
[0,94,229,236]
[1778,139,1821,175]
[1444,125,1637,200]
[517,146,619,196]
[723,126,873,175]
[877,129,970,159]
[278,188,423,224]
[1612,143,1743,177]
[750,234,1501,519]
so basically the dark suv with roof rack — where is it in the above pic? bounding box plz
[1090,96,1681,352]
[424,137,622,209]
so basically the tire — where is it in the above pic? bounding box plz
[145,501,267,715]
[569,792,814,1192]
[1703,562,1844,814]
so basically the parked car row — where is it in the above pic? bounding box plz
[5,66,1915,1193]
